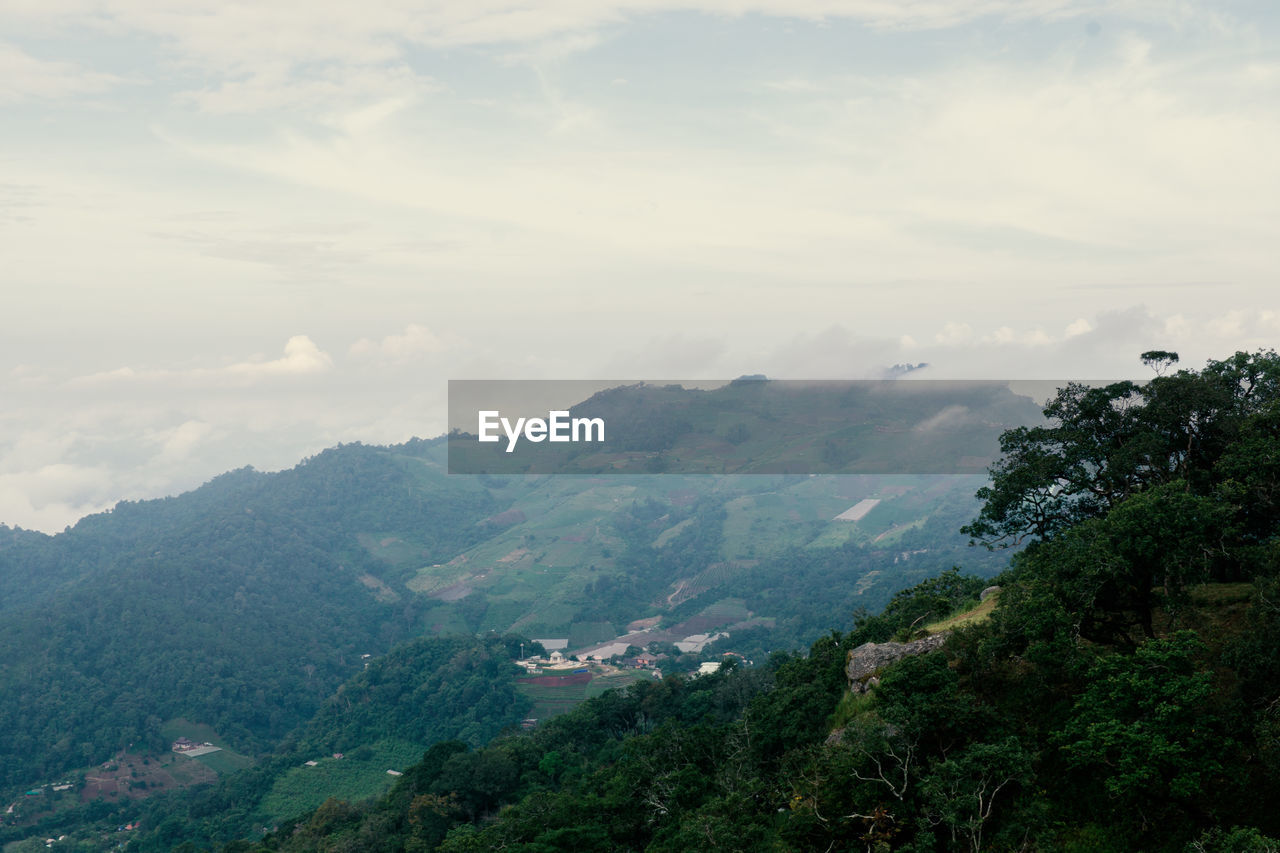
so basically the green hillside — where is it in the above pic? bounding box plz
[190,349,1280,853]
[0,383,1026,847]
[0,445,987,801]
[0,439,501,790]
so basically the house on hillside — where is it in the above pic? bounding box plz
[172,737,214,753]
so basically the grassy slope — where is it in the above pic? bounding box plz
[388,472,986,637]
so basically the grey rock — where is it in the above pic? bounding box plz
[980,585,1001,601]
[845,633,949,693]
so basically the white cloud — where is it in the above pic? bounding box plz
[935,322,973,345]
[0,431,79,475]
[1064,317,1093,337]
[151,420,215,463]
[762,77,826,93]
[178,64,437,118]
[3,304,1277,533]
[1208,310,1248,339]
[0,1,1221,121]
[72,336,334,386]
[0,463,115,532]
[987,326,1016,344]
[350,324,449,361]
[0,41,123,103]
[226,335,334,378]
[0,1,1184,62]
[913,404,975,432]
[146,16,1280,290]
[1163,314,1190,337]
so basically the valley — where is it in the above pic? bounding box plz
[0,385,1024,848]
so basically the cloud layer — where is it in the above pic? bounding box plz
[2,1,1278,530]
[4,306,1274,532]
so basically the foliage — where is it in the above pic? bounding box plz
[229,351,1280,853]
[110,635,529,850]
[964,350,1280,548]
[1054,632,1232,831]
[15,351,1280,852]
[0,439,499,789]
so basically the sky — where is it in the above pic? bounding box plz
[2,0,1278,532]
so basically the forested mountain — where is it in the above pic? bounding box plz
[0,425,998,802]
[120,634,534,851]
[187,350,1280,853]
[0,440,504,788]
[0,374,1121,849]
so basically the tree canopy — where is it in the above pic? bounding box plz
[963,349,1280,548]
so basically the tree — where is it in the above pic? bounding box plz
[1054,632,1229,830]
[964,350,1280,549]
[919,736,1031,853]
[1007,482,1233,647]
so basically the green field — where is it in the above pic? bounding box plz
[517,680,593,719]
[387,468,986,638]
[517,668,652,720]
[258,740,422,824]
[585,669,653,697]
[193,749,255,775]
[161,718,254,774]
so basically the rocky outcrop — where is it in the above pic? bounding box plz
[846,633,950,693]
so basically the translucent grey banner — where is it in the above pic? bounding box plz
[447,379,1075,475]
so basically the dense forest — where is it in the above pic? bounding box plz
[0,437,992,799]
[0,633,533,850]
[199,350,1280,852]
[9,352,1278,850]
[0,441,500,788]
